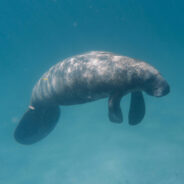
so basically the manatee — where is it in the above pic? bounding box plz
[14,51,170,145]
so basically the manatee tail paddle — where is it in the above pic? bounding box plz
[14,105,60,145]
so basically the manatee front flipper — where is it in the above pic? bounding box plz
[108,93,123,123]
[128,91,145,125]
[14,105,60,145]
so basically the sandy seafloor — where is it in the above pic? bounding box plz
[0,0,184,184]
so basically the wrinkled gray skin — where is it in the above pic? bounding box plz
[14,51,170,145]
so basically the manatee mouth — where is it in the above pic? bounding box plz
[154,84,170,97]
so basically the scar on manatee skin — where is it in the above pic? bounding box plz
[29,105,35,110]
[43,78,48,80]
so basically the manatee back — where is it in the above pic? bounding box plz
[31,51,139,105]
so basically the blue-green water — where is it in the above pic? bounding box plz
[0,0,184,183]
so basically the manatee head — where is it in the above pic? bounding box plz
[141,64,170,97]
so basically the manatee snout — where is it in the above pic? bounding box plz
[153,80,170,97]
[144,74,170,97]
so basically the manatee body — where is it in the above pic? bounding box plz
[14,51,170,145]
